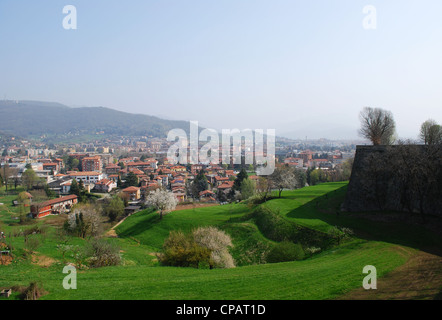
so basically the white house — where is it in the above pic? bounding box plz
[68,171,104,184]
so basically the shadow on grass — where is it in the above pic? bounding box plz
[284,186,442,257]
[116,211,161,239]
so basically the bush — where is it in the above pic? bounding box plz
[21,281,46,300]
[327,226,354,245]
[266,241,305,263]
[243,193,269,205]
[160,228,235,269]
[193,226,235,269]
[23,224,48,237]
[305,246,322,257]
[160,231,211,268]
[85,238,121,268]
[24,235,41,254]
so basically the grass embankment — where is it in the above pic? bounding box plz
[1,183,441,300]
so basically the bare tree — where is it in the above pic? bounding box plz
[420,119,442,145]
[359,107,396,145]
[145,189,178,220]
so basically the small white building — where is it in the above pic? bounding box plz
[68,171,104,184]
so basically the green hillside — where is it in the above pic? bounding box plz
[1,182,441,300]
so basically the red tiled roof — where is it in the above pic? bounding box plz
[200,190,215,196]
[69,171,101,176]
[122,186,140,192]
[35,195,78,208]
[83,156,101,160]
[96,179,115,186]
[218,181,234,189]
[106,164,121,168]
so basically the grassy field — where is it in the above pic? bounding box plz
[1,182,441,300]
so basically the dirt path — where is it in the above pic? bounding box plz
[337,247,442,300]
[105,217,129,238]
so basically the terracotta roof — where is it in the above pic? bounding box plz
[122,186,140,192]
[105,164,121,168]
[218,181,234,189]
[200,190,215,196]
[127,161,157,166]
[96,179,115,186]
[69,171,101,176]
[34,195,78,208]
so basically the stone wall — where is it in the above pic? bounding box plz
[343,145,442,216]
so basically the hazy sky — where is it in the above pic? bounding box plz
[1,0,441,139]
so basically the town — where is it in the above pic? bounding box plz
[0,134,356,219]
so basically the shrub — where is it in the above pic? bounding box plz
[193,226,235,269]
[160,231,211,268]
[243,193,269,205]
[85,238,121,268]
[305,246,322,256]
[160,228,236,269]
[266,241,305,263]
[21,281,46,300]
[327,226,354,245]
[24,235,41,254]
[23,224,48,237]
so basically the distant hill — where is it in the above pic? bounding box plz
[0,129,23,146]
[0,100,192,141]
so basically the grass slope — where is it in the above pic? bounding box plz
[2,240,408,300]
[1,182,441,300]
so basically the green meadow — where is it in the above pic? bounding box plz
[0,182,441,300]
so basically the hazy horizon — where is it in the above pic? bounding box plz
[1,0,441,140]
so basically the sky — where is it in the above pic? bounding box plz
[0,0,441,140]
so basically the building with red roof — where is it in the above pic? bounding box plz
[30,195,78,219]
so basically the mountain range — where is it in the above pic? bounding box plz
[0,100,192,142]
